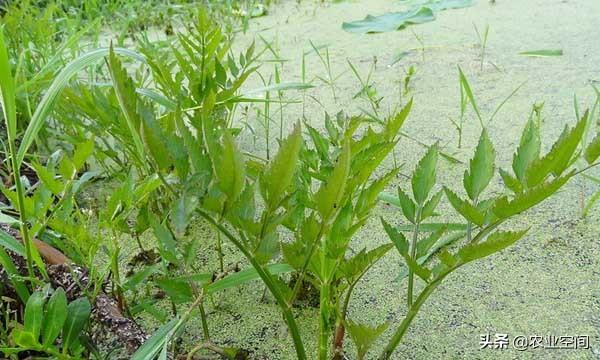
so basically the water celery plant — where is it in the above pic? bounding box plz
[379,111,591,359]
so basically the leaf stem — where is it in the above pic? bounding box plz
[196,209,306,360]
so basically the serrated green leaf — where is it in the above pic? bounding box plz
[438,249,457,267]
[405,256,431,282]
[341,244,394,284]
[140,104,171,170]
[381,218,408,256]
[463,129,495,200]
[384,99,412,140]
[261,123,303,211]
[107,45,146,165]
[316,140,351,221]
[444,187,485,226]
[525,113,587,187]
[31,162,62,195]
[416,226,446,258]
[411,144,438,205]
[499,168,523,193]
[458,229,528,263]
[72,140,95,171]
[355,169,399,218]
[216,132,246,204]
[421,189,443,220]
[512,118,540,183]
[493,172,573,218]
[42,288,68,347]
[347,320,389,360]
[396,188,416,223]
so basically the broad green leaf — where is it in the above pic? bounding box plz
[493,173,573,218]
[62,297,91,351]
[316,141,351,221]
[525,114,587,187]
[377,191,401,208]
[149,215,180,265]
[0,247,29,302]
[411,144,438,205]
[342,6,435,34]
[519,49,563,57]
[0,228,25,255]
[207,263,294,293]
[444,187,485,226]
[261,123,303,211]
[458,229,528,263]
[24,291,46,341]
[131,318,178,360]
[463,129,495,200]
[512,118,540,183]
[72,140,95,171]
[216,132,246,204]
[171,194,199,238]
[154,278,193,304]
[42,288,68,347]
[12,329,37,348]
[0,27,17,141]
[123,264,162,292]
[585,133,600,164]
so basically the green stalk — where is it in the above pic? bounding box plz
[407,207,421,307]
[196,209,307,360]
[318,283,331,360]
[381,220,505,359]
[7,143,35,281]
[379,271,448,360]
[288,223,327,305]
